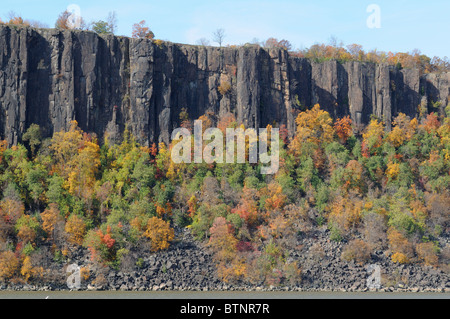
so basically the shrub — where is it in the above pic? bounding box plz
[362,212,388,249]
[391,252,410,264]
[416,242,439,266]
[341,239,372,264]
[84,226,117,264]
[218,81,232,96]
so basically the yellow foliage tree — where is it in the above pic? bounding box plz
[362,118,385,154]
[65,214,86,246]
[386,113,418,147]
[386,162,400,181]
[143,217,174,252]
[67,138,101,198]
[290,104,334,156]
[51,121,100,205]
[391,252,410,264]
[41,203,63,240]
[21,256,43,282]
[50,120,83,177]
[387,227,414,263]
[0,251,19,281]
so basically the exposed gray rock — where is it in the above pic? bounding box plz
[1,25,449,147]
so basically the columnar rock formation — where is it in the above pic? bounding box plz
[0,25,449,146]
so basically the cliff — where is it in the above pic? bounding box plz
[0,25,449,146]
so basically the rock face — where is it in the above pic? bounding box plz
[0,25,449,146]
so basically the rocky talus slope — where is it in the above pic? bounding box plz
[2,228,448,293]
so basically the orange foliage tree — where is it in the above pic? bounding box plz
[231,186,259,227]
[132,20,155,39]
[334,116,353,143]
[208,217,247,282]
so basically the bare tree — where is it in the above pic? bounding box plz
[196,37,210,46]
[28,20,49,28]
[107,11,118,34]
[212,28,226,47]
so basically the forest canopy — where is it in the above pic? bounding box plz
[0,103,449,285]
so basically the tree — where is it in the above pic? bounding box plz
[347,44,364,59]
[0,251,19,281]
[196,38,210,46]
[290,104,334,157]
[84,226,117,263]
[15,215,40,244]
[334,116,353,144]
[362,212,388,249]
[416,242,439,266]
[132,20,155,39]
[91,20,113,35]
[106,11,118,34]
[6,12,30,26]
[0,198,25,242]
[143,217,174,252]
[41,203,64,240]
[22,124,42,156]
[328,195,364,240]
[264,38,293,51]
[91,12,117,35]
[55,10,71,29]
[341,239,372,264]
[362,118,385,156]
[65,214,86,246]
[387,227,414,264]
[212,28,226,47]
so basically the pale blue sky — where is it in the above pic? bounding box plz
[2,0,449,58]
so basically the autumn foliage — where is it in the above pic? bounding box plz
[0,103,448,286]
[132,20,155,39]
[144,217,174,252]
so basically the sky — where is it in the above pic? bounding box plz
[1,0,449,58]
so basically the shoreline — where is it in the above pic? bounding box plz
[1,285,449,294]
